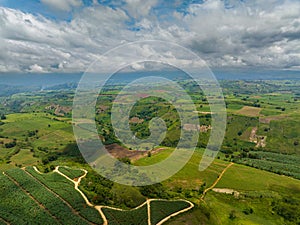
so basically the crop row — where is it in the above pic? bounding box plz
[0,172,59,225]
[58,166,85,180]
[237,151,300,179]
[26,167,103,225]
[102,204,148,225]
[150,200,191,225]
[5,168,90,225]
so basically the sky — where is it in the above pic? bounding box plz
[0,0,300,73]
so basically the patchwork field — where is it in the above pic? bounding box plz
[0,166,194,225]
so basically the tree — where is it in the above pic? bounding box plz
[4,141,16,148]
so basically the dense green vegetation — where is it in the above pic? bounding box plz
[150,200,191,224]
[25,167,103,224]
[58,166,85,179]
[102,204,148,225]
[235,151,300,179]
[5,168,91,225]
[80,169,147,209]
[0,173,60,225]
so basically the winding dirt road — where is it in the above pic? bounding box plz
[50,166,194,225]
[201,162,234,201]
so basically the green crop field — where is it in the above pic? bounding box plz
[102,204,148,225]
[58,166,85,179]
[0,173,60,225]
[150,200,191,224]
[4,168,98,225]
[25,167,103,224]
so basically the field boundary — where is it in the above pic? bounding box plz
[32,166,194,225]
[24,168,94,225]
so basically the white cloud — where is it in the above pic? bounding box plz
[40,0,82,11]
[124,0,158,18]
[0,0,300,73]
[174,0,300,69]
[28,64,45,73]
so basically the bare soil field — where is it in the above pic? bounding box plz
[236,106,262,117]
[105,144,167,161]
[259,115,288,124]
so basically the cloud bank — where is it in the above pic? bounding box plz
[0,0,299,73]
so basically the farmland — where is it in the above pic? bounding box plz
[25,167,103,224]
[150,200,192,224]
[0,79,299,224]
[0,166,195,225]
[58,166,85,179]
[4,168,92,225]
[101,204,148,225]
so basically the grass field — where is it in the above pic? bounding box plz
[258,116,300,154]
[165,162,300,225]
[215,163,300,192]
[0,113,74,150]
[135,148,229,190]
[10,149,38,167]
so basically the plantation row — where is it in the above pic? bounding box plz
[1,168,193,225]
[237,158,300,179]
[247,151,300,165]
[58,166,85,180]
[0,173,60,225]
[150,200,191,225]
[26,167,103,225]
[5,169,91,225]
[102,205,148,225]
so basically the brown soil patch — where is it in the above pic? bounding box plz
[105,144,168,161]
[183,124,211,132]
[193,111,213,115]
[98,105,109,113]
[212,188,240,197]
[136,93,150,98]
[259,115,288,124]
[0,138,14,144]
[236,106,262,117]
[45,104,71,116]
[249,127,267,147]
[129,117,144,124]
[106,144,147,161]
